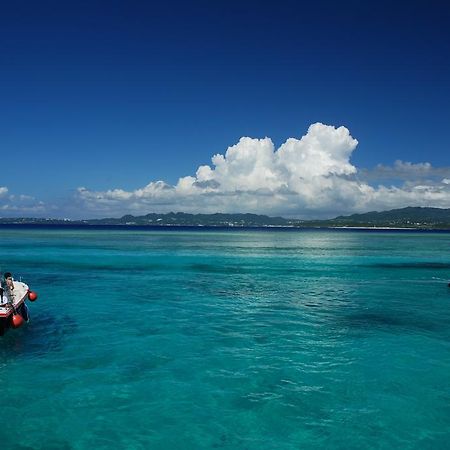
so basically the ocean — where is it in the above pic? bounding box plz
[0,227,449,449]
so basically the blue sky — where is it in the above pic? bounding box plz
[1,0,450,218]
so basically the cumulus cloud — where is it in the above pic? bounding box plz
[74,123,450,219]
[360,160,450,183]
[0,187,48,216]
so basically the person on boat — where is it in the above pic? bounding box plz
[0,273,14,306]
[2,272,14,292]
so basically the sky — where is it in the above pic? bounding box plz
[1,0,450,219]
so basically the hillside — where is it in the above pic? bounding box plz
[1,207,450,229]
[304,207,450,229]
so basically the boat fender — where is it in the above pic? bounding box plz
[28,290,38,302]
[11,314,24,328]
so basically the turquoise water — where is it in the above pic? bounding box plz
[1,227,450,449]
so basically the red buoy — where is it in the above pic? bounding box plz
[28,291,38,302]
[11,313,24,328]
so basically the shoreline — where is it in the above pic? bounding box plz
[0,223,449,232]
[330,226,418,230]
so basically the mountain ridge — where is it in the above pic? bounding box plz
[1,207,450,229]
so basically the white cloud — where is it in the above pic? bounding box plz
[360,159,450,183]
[0,186,48,216]
[72,122,450,218]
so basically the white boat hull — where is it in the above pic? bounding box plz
[0,281,30,335]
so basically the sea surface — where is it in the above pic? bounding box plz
[0,227,450,449]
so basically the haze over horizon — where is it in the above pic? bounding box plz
[2,1,449,219]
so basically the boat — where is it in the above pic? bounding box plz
[0,276,38,336]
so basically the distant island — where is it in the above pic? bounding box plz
[1,207,450,230]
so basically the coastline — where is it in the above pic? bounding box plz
[0,223,449,232]
[330,226,418,230]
